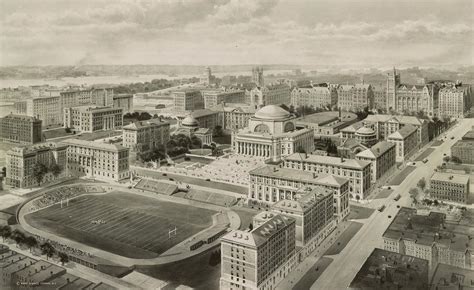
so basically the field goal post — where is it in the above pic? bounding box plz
[168,226,177,239]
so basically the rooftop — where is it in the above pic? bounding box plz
[296,111,357,126]
[249,164,348,187]
[430,172,470,184]
[462,130,474,140]
[123,119,169,130]
[272,186,333,213]
[2,114,40,122]
[7,142,67,156]
[383,207,474,251]
[191,109,219,119]
[61,138,128,152]
[284,153,371,170]
[340,121,364,132]
[254,105,292,120]
[349,248,429,290]
[387,124,417,139]
[221,214,295,248]
[356,141,395,159]
[430,263,474,289]
[364,114,425,126]
[452,140,474,149]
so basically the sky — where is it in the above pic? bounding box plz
[0,0,472,67]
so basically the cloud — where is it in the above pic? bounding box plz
[0,0,471,66]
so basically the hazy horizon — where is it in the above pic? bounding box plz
[1,0,472,67]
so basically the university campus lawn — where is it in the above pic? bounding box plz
[25,191,216,259]
[324,221,363,256]
[293,257,334,290]
[388,166,416,186]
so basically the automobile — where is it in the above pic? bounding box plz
[387,186,391,190]
[388,215,392,218]
[394,194,401,201]
[443,153,447,156]
[397,205,401,208]
[423,158,429,163]
[205,178,211,181]
[378,205,386,212]
[162,173,167,176]
[169,178,174,181]
[451,137,455,140]
[412,162,416,165]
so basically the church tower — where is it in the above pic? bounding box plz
[252,66,264,87]
[386,67,400,112]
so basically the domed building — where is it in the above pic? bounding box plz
[232,105,314,161]
[175,115,213,145]
[355,126,377,147]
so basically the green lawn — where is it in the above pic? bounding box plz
[415,148,435,161]
[388,166,416,186]
[324,222,363,256]
[347,205,375,220]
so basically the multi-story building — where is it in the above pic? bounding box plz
[172,89,204,112]
[252,66,265,87]
[337,84,374,111]
[232,105,314,160]
[362,114,429,145]
[26,96,62,126]
[283,153,371,200]
[296,111,359,137]
[387,124,418,162]
[383,207,474,270]
[451,140,474,164]
[0,114,42,144]
[386,68,439,116]
[290,86,338,109]
[249,84,291,108]
[270,186,334,246]
[60,88,114,112]
[188,109,220,130]
[112,94,134,114]
[5,142,67,188]
[201,90,245,108]
[349,248,429,290]
[248,164,350,220]
[438,85,472,119]
[62,138,130,182]
[356,141,396,183]
[220,214,296,290]
[210,103,256,131]
[63,106,123,133]
[372,85,387,111]
[430,172,470,204]
[122,119,170,154]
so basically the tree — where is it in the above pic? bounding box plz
[433,199,439,206]
[1,166,6,177]
[0,225,11,242]
[58,252,69,265]
[50,164,62,178]
[24,236,38,253]
[443,156,450,162]
[248,223,253,231]
[11,229,25,247]
[40,242,55,260]
[33,162,48,186]
[417,178,426,191]
[464,167,471,174]
[213,125,224,137]
[451,156,462,164]
[409,188,418,198]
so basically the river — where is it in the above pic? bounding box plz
[0,69,293,89]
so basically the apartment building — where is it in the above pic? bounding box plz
[122,119,170,154]
[438,85,471,119]
[356,141,396,183]
[248,164,350,221]
[387,125,418,162]
[220,214,296,290]
[0,114,42,144]
[451,140,474,164]
[113,94,134,114]
[62,139,130,182]
[63,106,123,133]
[5,142,67,188]
[283,153,371,200]
[202,90,245,108]
[290,86,338,109]
[26,96,62,126]
[337,84,374,111]
[430,172,470,204]
[172,89,204,112]
[383,207,474,270]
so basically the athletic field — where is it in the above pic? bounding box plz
[25,191,216,259]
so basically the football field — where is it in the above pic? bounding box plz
[26,191,216,259]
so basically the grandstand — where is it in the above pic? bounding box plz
[134,179,178,195]
[174,189,237,207]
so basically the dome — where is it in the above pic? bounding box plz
[182,115,199,127]
[356,126,376,136]
[254,105,291,120]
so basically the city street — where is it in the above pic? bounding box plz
[310,119,474,290]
